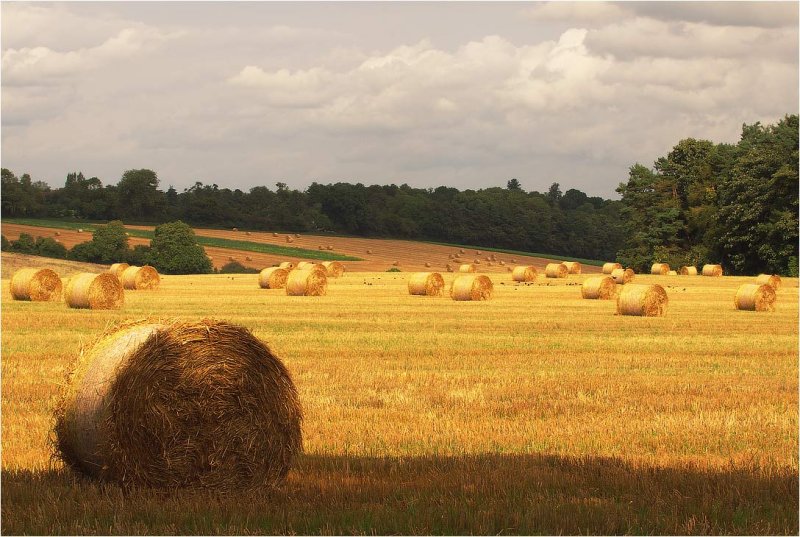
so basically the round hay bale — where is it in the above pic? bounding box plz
[286,236,294,243]
[392,261,399,267]
[679,266,698,276]
[474,259,481,265]
[295,261,312,269]
[246,256,252,262]
[755,274,781,290]
[445,264,453,272]
[109,263,130,280]
[459,264,476,273]
[459,249,465,254]
[294,234,300,238]
[735,284,776,312]
[77,228,83,233]
[286,269,327,296]
[318,245,325,250]
[448,254,454,259]
[450,275,493,301]
[667,270,677,276]
[563,261,582,274]
[258,267,289,289]
[602,262,622,274]
[121,266,160,290]
[611,268,635,284]
[702,264,723,277]
[582,276,617,300]
[650,263,670,275]
[279,261,295,270]
[55,231,61,236]
[511,265,537,282]
[64,273,123,310]
[10,268,62,301]
[486,261,493,267]
[321,261,345,278]
[545,263,568,278]
[617,284,668,317]
[232,227,239,231]
[408,272,445,296]
[53,320,302,490]
[424,262,431,267]
[499,260,505,266]
[246,231,251,235]
[510,258,517,263]
[326,245,333,251]
[507,266,513,272]
[476,251,482,256]
[367,249,373,254]
[272,232,279,237]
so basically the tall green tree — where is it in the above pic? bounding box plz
[148,221,213,274]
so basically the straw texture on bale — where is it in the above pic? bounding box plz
[668,270,677,276]
[408,272,445,297]
[563,261,582,274]
[321,261,345,278]
[650,263,670,275]
[679,266,698,276]
[285,269,327,296]
[545,263,568,278]
[258,267,289,289]
[581,276,617,300]
[459,264,476,273]
[65,273,124,310]
[611,268,635,284]
[278,262,294,270]
[121,265,160,290]
[10,268,62,301]
[450,274,493,301]
[755,274,781,290]
[702,264,723,277]
[602,262,623,274]
[616,284,668,317]
[109,263,130,280]
[53,319,303,490]
[511,265,537,282]
[734,284,776,312]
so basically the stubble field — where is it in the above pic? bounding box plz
[2,263,798,534]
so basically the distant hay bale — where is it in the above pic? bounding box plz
[246,256,252,262]
[511,265,537,282]
[450,274,493,301]
[392,261,400,267]
[563,261,582,274]
[318,245,325,250]
[321,261,345,278]
[650,263,670,275]
[476,251,482,255]
[459,264,476,273]
[679,266,698,276]
[448,254,454,259]
[499,260,505,266]
[10,268,62,301]
[611,268,635,284]
[109,263,130,280]
[258,267,289,289]
[272,232,279,237]
[459,249,465,254]
[279,262,294,270]
[294,234,300,238]
[735,284,776,312]
[326,245,333,251]
[510,258,517,263]
[294,262,325,275]
[582,276,617,300]
[602,262,622,274]
[545,263,568,278]
[246,231,251,235]
[121,266,160,290]
[408,272,445,296]
[286,236,294,243]
[53,319,302,490]
[232,227,238,231]
[55,231,61,236]
[445,264,453,272]
[424,262,431,267]
[64,273,123,310]
[755,274,781,290]
[474,259,481,265]
[367,249,373,254]
[286,269,327,296]
[702,264,723,277]
[77,228,83,233]
[617,284,668,317]
[668,270,677,276]
[486,262,493,267]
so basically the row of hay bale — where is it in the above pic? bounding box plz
[408,272,493,301]
[648,263,723,276]
[257,261,346,296]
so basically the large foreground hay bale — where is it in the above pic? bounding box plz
[450,274,493,301]
[53,320,302,490]
[735,284,776,312]
[755,274,781,290]
[408,272,445,296]
[258,267,289,289]
[109,263,130,280]
[459,264,476,273]
[702,264,723,277]
[611,268,635,284]
[602,262,622,274]
[321,261,345,278]
[65,273,124,310]
[563,261,581,274]
[617,284,668,317]
[286,269,327,296]
[650,263,670,275]
[10,268,62,301]
[121,266,160,290]
[511,265,537,282]
[679,266,698,276]
[545,263,568,278]
[581,276,617,300]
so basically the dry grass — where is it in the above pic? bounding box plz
[1,266,797,534]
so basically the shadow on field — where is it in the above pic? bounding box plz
[2,453,797,535]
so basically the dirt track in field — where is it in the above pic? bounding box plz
[2,222,600,274]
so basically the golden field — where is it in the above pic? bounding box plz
[1,256,798,534]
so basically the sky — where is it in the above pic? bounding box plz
[2,2,798,198]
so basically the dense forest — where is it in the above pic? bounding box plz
[2,115,797,275]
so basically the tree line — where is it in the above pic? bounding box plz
[2,114,796,275]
